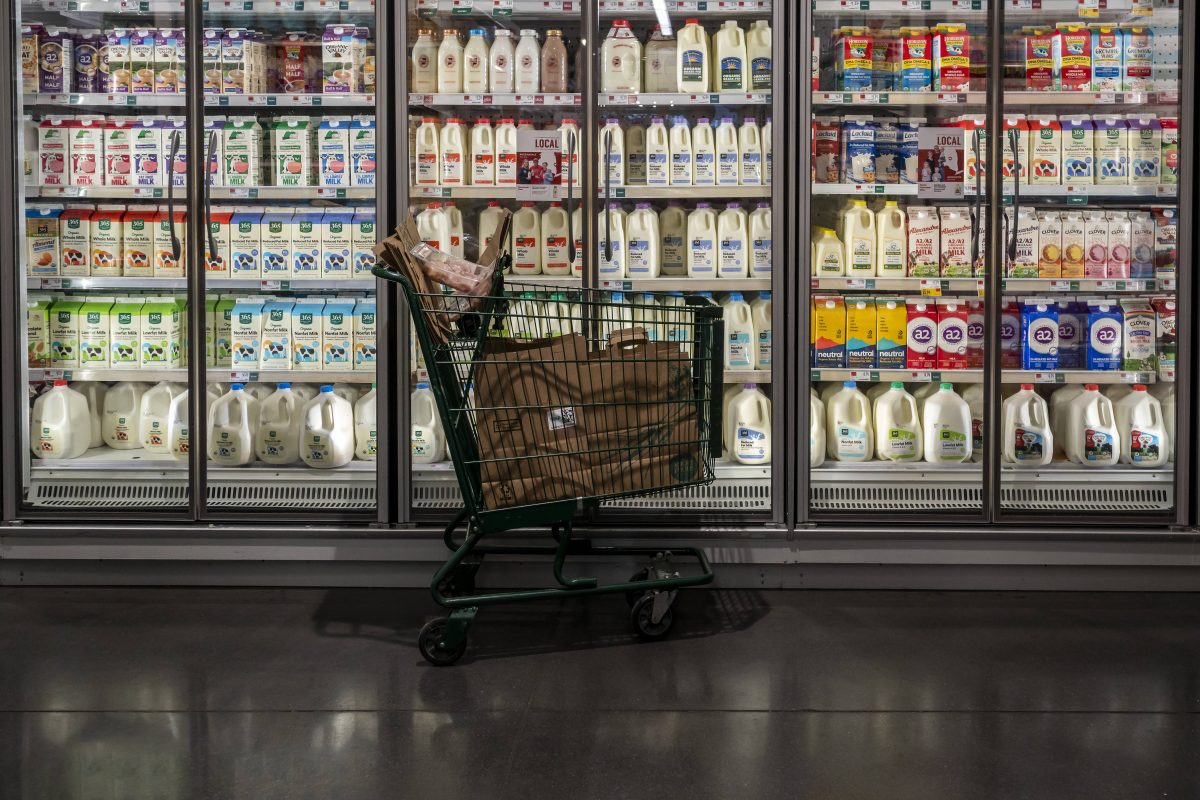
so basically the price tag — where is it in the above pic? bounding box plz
[1049,280,1072,291]
[451,0,473,13]
[910,372,932,382]
[230,371,252,382]
[1132,0,1153,15]
[920,280,941,296]
[261,280,282,290]
[416,0,437,10]
[1162,278,1176,291]
[43,370,66,381]
[227,187,251,198]
[845,279,866,289]
[976,280,986,295]
[849,371,873,381]
[1031,372,1060,383]
[1077,0,1099,17]
[1095,280,1116,291]
[545,0,565,9]
[677,0,699,8]
[608,94,629,105]
[1011,0,1034,9]
[464,94,485,105]
[1156,185,1177,198]
[858,93,880,104]
[246,94,268,106]
[492,0,513,13]
[1120,372,1148,384]
[810,370,821,382]
[936,93,964,104]
[822,93,843,104]
[1096,92,1116,104]
[40,278,63,289]
[317,188,348,198]
[600,280,632,290]
[746,93,768,104]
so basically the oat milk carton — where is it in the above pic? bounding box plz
[89,205,124,277]
[104,117,134,186]
[1060,211,1086,279]
[230,297,264,366]
[291,299,324,370]
[351,211,376,274]
[1060,115,1094,184]
[907,206,940,278]
[259,299,293,369]
[49,296,83,368]
[272,117,316,188]
[260,211,292,278]
[1125,114,1161,185]
[1089,25,1122,92]
[1093,115,1128,185]
[1037,211,1062,279]
[322,297,355,368]
[353,299,376,370]
[322,210,353,277]
[69,116,105,187]
[26,206,61,276]
[874,297,907,369]
[59,208,91,277]
[229,209,262,277]
[121,207,154,277]
[27,295,52,367]
[939,207,971,277]
[291,210,322,277]
[79,296,114,367]
[223,117,263,187]
[109,297,142,367]
[38,117,70,186]
[318,117,351,187]
[1028,117,1061,185]
[140,295,181,368]
[20,24,43,94]
[811,295,846,368]
[350,116,376,187]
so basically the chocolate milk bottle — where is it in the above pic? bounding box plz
[541,29,568,92]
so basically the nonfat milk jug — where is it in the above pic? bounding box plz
[209,383,257,465]
[255,383,300,464]
[1115,385,1167,467]
[731,383,771,464]
[810,390,826,467]
[1065,384,1119,466]
[30,380,91,459]
[826,381,873,462]
[722,292,754,369]
[103,381,150,450]
[1001,384,1053,466]
[355,384,377,461]
[874,382,922,462]
[139,381,186,454]
[717,202,749,278]
[301,385,355,468]
[923,383,972,463]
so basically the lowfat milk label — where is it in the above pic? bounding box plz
[928,423,968,462]
[882,427,918,460]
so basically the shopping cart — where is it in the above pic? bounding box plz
[374,261,721,665]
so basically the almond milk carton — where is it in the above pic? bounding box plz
[1037,211,1062,278]
[938,207,971,277]
[26,206,61,276]
[38,117,70,186]
[121,207,155,277]
[89,205,124,277]
[1028,117,1061,185]
[59,207,92,277]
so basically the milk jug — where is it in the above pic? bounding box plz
[354,385,377,461]
[1065,384,1119,467]
[626,203,660,278]
[738,118,762,185]
[810,390,826,467]
[1152,384,1176,462]
[1002,384,1052,466]
[495,119,518,185]
[437,29,463,93]
[514,29,541,93]
[660,203,687,276]
[820,381,846,408]
[301,385,355,468]
[558,118,581,186]
[874,382,922,462]
[78,382,107,448]
[717,202,749,278]
[751,292,771,368]
[686,203,717,278]
[1115,385,1167,467]
[963,383,984,462]
[875,201,907,278]
[416,202,449,252]
[923,383,972,463]
[470,119,495,186]
[209,383,256,465]
[462,29,490,93]
[512,202,542,275]
[597,203,626,278]
[444,202,465,258]
[30,380,90,459]
[599,118,625,186]
[103,381,149,450]
[749,202,771,278]
[715,118,740,185]
[601,292,635,347]
[722,384,742,456]
[570,206,584,275]
[168,390,190,459]
[669,117,693,186]
[541,203,571,276]
[410,29,438,93]
[1050,384,1083,458]
[812,227,844,276]
[489,29,515,93]
[414,118,440,185]
[625,124,646,185]
[840,199,876,277]
[439,118,467,185]
[692,118,716,186]
[676,18,710,92]
[762,117,772,184]
[250,383,297,464]
[713,21,747,91]
[731,383,771,464]
[244,384,274,403]
[722,292,754,369]
[644,118,669,185]
[479,200,508,259]
[826,381,873,462]
[139,381,185,454]
[602,19,642,92]
[644,25,677,92]
[747,20,772,91]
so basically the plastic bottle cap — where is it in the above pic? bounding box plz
[562,118,577,125]
[728,292,743,301]
[726,202,741,210]
[685,17,699,24]
[606,117,620,125]
[487,200,501,207]
[498,118,514,124]
[520,29,538,36]
[843,380,857,388]
[744,383,757,390]
[469,28,486,36]
[760,291,771,300]
[696,201,711,208]
[231,383,244,391]
[651,116,664,124]
[521,201,535,208]
[426,201,441,209]
[320,385,334,393]
[1085,383,1099,391]
[635,202,651,209]
[940,382,953,390]
[611,292,624,302]
[1133,384,1147,391]
[475,117,490,125]
[697,117,711,124]
[417,382,430,389]
[743,117,756,125]
[278,382,291,389]
[891,381,903,389]
[53,379,67,387]
[1020,383,1033,390]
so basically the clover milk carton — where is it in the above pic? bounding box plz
[230,297,264,366]
[104,117,134,185]
[291,298,324,370]
[1121,299,1155,372]
[78,296,114,367]
[272,117,316,187]
[322,297,355,368]
[259,299,293,369]
[353,299,376,370]
[49,296,84,368]
[1060,211,1086,278]
[109,297,143,366]
[290,210,322,277]
[140,295,181,368]
[322,210,353,277]
[27,295,51,367]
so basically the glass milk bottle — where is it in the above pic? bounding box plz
[437,29,463,93]
[541,29,568,92]
[601,19,642,92]
[514,30,541,93]
[489,30,515,93]
[644,24,677,92]
[410,29,438,93]
[462,28,489,93]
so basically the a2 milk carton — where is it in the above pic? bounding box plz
[907,207,939,278]
[1000,300,1021,369]
[1020,298,1058,370]
[1086,300,1122,370]
[1057,299,1087,369]
[905,299,937,370]
[938,207,971,277]
[935,298,967,370]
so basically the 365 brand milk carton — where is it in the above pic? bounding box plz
[322,297,355,368]
[229,209,261,277]
[353,299,376,370]
[1093,115,1128,184]
[1060,211,1086,278]
[205,209,232,277]
[905,298,937,370]
[259,299,293,368]
[1086,300,1122,370]
[350,116,376,187]
[109,297,142,366]
[1057,299,1086,369]
[318,117,351,187]
[214,295,236,365]
[260,211,292,277]
[845,298,876,369]
[875,297,906,369]
[49,296,84,368]
[140,295,181,368]
[1002,114,1029,183]
[79,296,114,367]
[59,208,91,277]
[1060,115,1094,183]
[1037,211,1062,278]
[1000,299,1021,369]
[351,211,376,274]
[1090,26,1123,92]
[907,206,939,278]
[90,205,125,277]
[290,210,322,277]
[1126,114,1161,185]
[811,295,846,368]
[1053,24,1092,91]
[26,295,51,367]
[932,24,970,92]
[153,207,186,277]
[1120,299,1155,371]
[291,298,324,370]
[322,210,353,277]
[935,298,968,370]
[272,117,316,187]
[1028,117,1061,185]
[938,207,971,277]
[26,206,61,276]
[230,297,264,366]
[1021,298,1058,370]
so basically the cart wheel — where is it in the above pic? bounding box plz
[631,594,674,641]
[625,568,651,607]
[419,618,467,666]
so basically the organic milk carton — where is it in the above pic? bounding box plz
[1021,299,1058,370]
[291,210,322,277]
[898,27,932,92]
[351,211,376,274]
[90,205,125,277]
[811,295,846,368]
[1053,24,1092,91]
[229,209,262,277]
[907,206,939,278]
[221,28,248,93]
[318,117,351,187]
[353,299,376,370]
[1150,297,1175,378]
[1129,211,1155,279]
[259,299,293,369]
[1153,208,1177,281]
[1120,299,1155,372]
[839,116,876,184]
[967,299,985,368]
[69,116,105,187]
[27,295,51,367]
[322,297,355,368]
[1126,114,1161,185]
[938,207,971,277]
[78,295,114,367]
[291,299,324,370]
[140,296,181,367]
[1122,26,1153,92]
[1090,26,1122,92]
[905,299,937,370]
[224,117,263,187]
[230,297,264,366]
[322,211,353,277]
[119,207,153,278]
[1057,299,1087,369]
[272,117,316,187]
[1008,208,1039,278]
[130,118,162,187]
[935,298,968,370]
[932,24,970,92]
[1093,115,1128,185]
[153,207,186,277]
[1000,299,1020,369]
[260,211,292,277]
[1028,117,1061,185]
[109,297,142,366]
[204,209,232,277]
[1060,116,1094,184]
[834,28,873,91]
[58,208,91,277]
[845,298,876,369]
[874,297,906,369]
[1084,210,1109,278]
[1025,28,1056,90]
[49,296,84,368]
[1001,115,1028,183]
[1086,300,1122,370]
[1060,211,1086,278]
[1037,211,1062,278]
[350,116,376,187]
[38,118,70,186]
[1160,116,1178,184]
[204,295,217,365]
[213,295,236,365]
[323,25,359,94]
[26,207,61,276]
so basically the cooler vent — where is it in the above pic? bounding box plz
[207,482,376,509]
[1002,486,1172,512]
[603,480,771,511]
[27,480,189,508]
[811,484,981,511]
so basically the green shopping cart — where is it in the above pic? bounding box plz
[374,261,721,665]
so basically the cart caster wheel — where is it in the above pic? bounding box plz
[419,618,467,666]
[631,593,674,641]
[625,568,651,607]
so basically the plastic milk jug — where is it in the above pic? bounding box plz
[601,292,635,347]
[722,292,754,369]
[762,117,772,184]
[963,383,984,462]
[444,202,465,258]
[876,201,907,278]
[439,119,467,185]
[414,118,439,185]
[489,29,515,93]
[541,203,571,276]
[874,382,922,462]
[597,203,626,278]
[599,118,625,186]
[644,25,677,92]
[355,384,378,461]
[715,118,739,186]
[810,390,826,467]
[923,383,972,463]
[514,30,541,92]
[139,381,185,454]
[713,21,747,91]
[410,30,439,93]
[686,203,718,278]
[1002,384,1053,466]
[840,199,876,277]
[243,384,275,403]
[478,200,508,260]
[470,119,495,186]
[717,202,749,278]
[601,19,642,92]
[1153,384,1175,462]
[570,206,584,275]
[731,383,771,464]
[660,203,687,276]
[512,202,542,275]
[416,202,449,252]
[645,118,669,185]
[495,119,518,185]
[1050,384,1084,458]
[676,18,710,92]
[1065,384,1119,467]
[692,118,716,186]
[669,117,693,186]
[738,118,762,185]
[301,385,355,468]
[722,383,742,456]
[827,381,873,462]
[625,124,646,184]
[103,381,149,450]
[30,380,90,459]
[437,29,463,93]
[78,382,107,448]
[626,203,661,278]
[812,227,844,277]
[1115,385,1167,468]
[747,20,772,91]
[749,202,771,278]
[462,29,490,93]
[751,292,771,368]
[255,383,300,464]
[208,383,257,465]
[558,118,581,186]
[167,390,190,459]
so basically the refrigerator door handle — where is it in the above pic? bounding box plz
[1006,127,1019,263]
[204,130,218,264]
[972,128,982,269]
[166,131,182,263]
[603,128,612,264]
[566,130,576,263]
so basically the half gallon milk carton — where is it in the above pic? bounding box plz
[224,117,263,187]
[69,116,105,187]
[229,209,261,277]
[104,117,134,186]
[834,28,873,91]
[1123,26,1153,92]
[27,295,52,367]
[1150,297,1175,378]
[1120,299,1155,372]
[350,116,376,187]
[939,207,971,277]
[1093,115,1128,185]
[932,24,970,92]
[1008,208,1039,278]
[1090,26,1122,92]
[1053,24,1091,91]
[1021,298,1058,370]
[351,211,376,274]
[58,208,91,277]
[845,298,876,369]
[1000,299,1020,369]
[110,297,143,366]
[1028,117,1061,185]
[1060,115,1094,183]
[259,299,293,368]
[49,296,83,368]
[120,207,154,278]
[322,210,354,277]
[230,297,264,366]
[292,298,324,370]
[1060,211,1086,278]
[353,299,376,370]
[130,118,162,187]
[839,116,876,184]
[90,205,125,277]
[322,297,355,368]
[907,206,939,278]
[205,208,232,277]
[140,295,181,368]
[26,206,61,276]
[214,295,236,366]
[1057,299,1087,369]
[1126,114,1161,185]
[272,117,316,187]
[905,298,937,370]
[38,117,70,186]
[260,211,292,277]
[1037,211,1062,278]
[1025,28,1055,90]
[967,299,985,368]
[318,117,351,187]
[79,296,114,367]
[935,298,968,370]
[1086,300,1122,370]
[875,297,906,369]
[811,295,846,368]
[153,207,186,277]
[290,210,322,278]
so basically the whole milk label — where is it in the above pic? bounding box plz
[1084,428,1114,462]
[1013,428,1045,461]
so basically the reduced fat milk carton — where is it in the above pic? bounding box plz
[318,117,351,187]
[839,116,876,184]
[907,206,939,278]
[811,295,845,368]
[291,299,324,370]
[1093,115,1128,184]
[27,295,52,367]
[322,297,355,368]
[260,211,292,277]
[350,116,376,187]
[322,211,353,276]
[121,207,155,277]
[1120,299,1155,372]
[214,295,236,366]
[229,210,262,276]
[140,295,181,367]
[49,296,84,368]
[291,210,322,277]
[938,207,971,277]
[1060,115,1094,183]
[26,206,62,276]
[905,298,937,370]
[1021,299,1058,370]
[874,297,906,369]
[351,211,376,274]
[845,298,876,369]
[90,205,125,277]
[1126,114,1161,185]
[1086,300,1122,370]
[79,296,114,367]
[1057,300,1087,369]
[353,299,376,370]
[110,297,143,366]
[59,208,92,276]
[935,298,968,370]
[230,297,264,366]
[259,299,293,368]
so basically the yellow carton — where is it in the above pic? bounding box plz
[845,297,877,369]
[874,296,907,368]
[811,295,846,368]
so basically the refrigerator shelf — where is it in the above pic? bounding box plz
[29,186,375,200]
[28,369,377,384]
[600,278,772,291]
[26,0,376,13]
[415,0,579,17]
[22,93,376,108]
[725,369,772,383]
[1001,278,1167,293]
[812,184,1175,200]
[597,186,772,199]
[813,277,1172,294]
[598,93,771,107]
[812,91,1176,108]
[26,277,376,291]
[812,277,983,293]
[811,369,1157,385]
[408,93,581,107]
[598,0,771,13]
[811,0,1171,16]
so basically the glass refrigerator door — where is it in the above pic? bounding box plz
[15,6,195,513]
[199,2,379,515]
[996,1,1184,522]
[806,4,990,520]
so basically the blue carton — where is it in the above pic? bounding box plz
[1057,300,1087,369]
[1020,299,1059,370]
[1086,301,1123,371]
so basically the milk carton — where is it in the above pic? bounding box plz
[153,207,186,277]
[213,295,235,365]
[812,117,841,183]
[1106,211,1131,279]
[1084,210,1109,279]
[128,28,155,94]
[221,28,248,93]
[79,296,114,367]
[1037,211,1062,278]
[875,297,906,369]
[26,207,61,276]
[103,118,134,186]
[1160,116,1178,184]
[1000,299,1020,369]
[1060,211,1086,278]
[162,116,188,188]
[272,117,316,187]
[834,28,873,91]
[351,212,376,274]
[350,116,376,187]
[140,296,181,367]
[230,297,264,366]
[1150,297,1175,378]
[1002,115,1028,183]
[905,299,937,370]
[1060,116,1094,183]
[1008,208,1038,278]
[939,207,971,277]
[1086,301,1122,370]
[317,117,351,187]
[1057,299,1086,369]
[90,205,124,277]
[1021,299,1058,370]
[811,296,846,368]
[260,211,292,277]
[1122,26,1153,92]
[900,117,923,184]
[845,298,876,369]
[259,299,293,369]
[291,299,324,370]
[839,117,876,184]
[1153,208,1176,281]
[323,25,358,93]
[907,206,939,278]
[229,209,261,277]
[205,209,232,277]
[1129,211,1155,279]
[1053,24,1092,91]
[130,118,162,187]
[1028,117,1061,185]
[203,116,225,187]
[967,299,985,369]
[932,24,970,92]
[69,117,104,187]
[1121,299,1155,372]
[935,298,968,370]
[1126,114,1161,185]
[49,296,83,368]
[58,208,91,277]
[202,27,222,93]
[109,297,142,366]
[223,117,263,188]
[873,120,899,184]
[38,118,70,186]
[1025,28,1056,90]
[290,210,322,278]
[1093,115,1128,185]
[322,297,355,368]
[353,299,376,370]
[154,27,184,94]
[898,27,932,92]
[1090,26,1122,92]
[27,295,51,367]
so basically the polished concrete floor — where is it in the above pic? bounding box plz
[2,587,1199,799]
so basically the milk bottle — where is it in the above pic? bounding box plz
[1050,384,1083,458]
[644,25,676,93]
[599,118,625,186]
[721,384,742,456]
[139,381,185,454]
[738,118,762,185]
[676,18,710,92]
[601,292,634,346]
[439,118,467,185]
[570,206,583,275]
[411,382,444,463]
[103,381,149,450]
[963,383,984,462]
[626,202,660,278]
[78,382,107,449]
[826,381,873,462]
[686,202,717,278]
[749,203,771,278]
[558,118,581,186]
[414,117,439,185]
[444,201,465,258]
[713,21,747,91]
[717,202,749,278]
[659,203,687,276]
[411,29,438,93]
[597,203,626,278]
[255,382,300,464]
[874,382,922,462]
[208,383,256,465]
[840,199,876,278]
[478,200,507,259]
[722,292,754,369]
[715,118,739,186]
[923,383,972,463]
[462,29,489,93]
[731,383,771,464]
[512,202,542,275]
[494,118,518,185]
[601,19,641,92]
[489,29,515,93]
[470,118,495,186]
[436,29,463,93]
[1065,384,1119,466]
[1115,385,1167,468]
[1002,384,1052,466]
[644,118,669,185]
[751,292,771,368]
[541,202,571,276]
[416,202,449,251]
[876,201,907,278]
[812,226,844,277]
[1152,383,1175,462]
[514,30,540,93]
[301,385,354,468]
[747,20,772,91]
[30,380,91,459]
[810,390,826,467]
[692,118,716,186]
[762,117,772,184]
[165,390,190,459]
[354,384,377,461]
[625,124,646,185]
[669,117,693,186]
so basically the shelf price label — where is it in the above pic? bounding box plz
[1156,185,1178,198]
[1077,0,1100,17]
[416,0,437,11]
[919,280,942,296]
[844,278,867,289]
[1120,372,1150,384]
[1031,372,1062,384]
[42,370,67,381]
[228,371,256,383]
[1094,280,1116,291]
[911,372,933,382]
[849,371,876,382]
[451,0,473,13]
[492,0,513,13]
[261,280,291,291]
[600,280,632,291]
[39,278,63,289]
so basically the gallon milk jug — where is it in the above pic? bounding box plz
[867,381,894,404]
[355,384,378,461]
[810,389,826,467]
[874,382,922,462]
[444,201,465,258]
[722,292,754,369]
[495,118,518,185]
[963,383,984,462]
[1115,385,1167,468]
[139,381,185,454]
[751,292,771,368]
[1065,384,1119,467]
[715,118,740,185]
[415,118,440,186]
[597,203,626,278]
[686,203,717,277]
[167,390,190,459]
[570,206,584,276]
[644,24,677,92]
[827,381,873,461]
[558,118,581,186]
[470,118,495,186]
[713,21,747,91]
[676,18,710,92]
[301,385,355,468]
[78,382,107,448]
[717,202,749,278]
[30,380,90,459]
[437,29,463,93]
[489,29,515,93]
[478,200,508,259]
[820,380,846,408]
[731,383,771,464]
[601,19,642,92]
[439,118,467,185]
[514,29,541,92]
[812,227,844,276]
[875,200,907,278]
[762,117,772,184]
[626,124,647,184]
[747,20,772,91]
[626,203,661,278]
[541,203,571,276]
[512,202,542,275]
[840,199,876,277]
[462,28,490,93]
[749,202,771,278]
[255,383,300,464]
[738,118,762,185]
[659,203,687,275]
[692,118,716,185]
[411,29,439,93]
[103,381,149,450]
[722,383,742,456]
[244,383,274,403]
[599,118,625,186]
[1001,384,1052,466]
[645,118,669,186]
[669,117,693,186]
[923,383,972,463]
[416,202,450,252]
[209,383,257,465]
[1050,384,1084,458]
[1152,384,1176,462]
